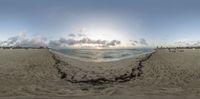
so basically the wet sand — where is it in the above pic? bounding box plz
[1,49,200,98]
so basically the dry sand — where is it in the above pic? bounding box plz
[1,49,200,99]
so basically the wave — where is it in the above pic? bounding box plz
[51,48,154,62]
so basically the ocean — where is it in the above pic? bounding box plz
[51,48,154,62]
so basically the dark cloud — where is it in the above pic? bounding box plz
[78,38,108,45]
[139,38,148,46]
[130,40,138,46]
[5,36,19,46]
[95,40,107,45]
[106,40,121,46]
[59,38,77,45]
[130,38,148,46]
[68,33,76,37]
[68,33,86,38]
[49,40,61,47]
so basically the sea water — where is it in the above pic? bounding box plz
[51,48,154,62]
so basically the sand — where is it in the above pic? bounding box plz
[1,48,200,98]
[50,50,152,84]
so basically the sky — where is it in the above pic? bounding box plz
[0,0,200,48]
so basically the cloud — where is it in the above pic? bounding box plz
[78,38,108,45]
[68,33,86,38]
[173,40,200,47]
[139,38,148,46]
[1,32,122,48]
[130,40,138,46]
[16,36,47,47]
[193,41,200,46]
[1,32,27,46]
[48,37,121,48]
[68,33,76,37]
[49,40,61,47]
[1,33,47,48]
[77,33,86,37]
[129,38,148,46]
[18,32,26,38]
[6,36,19,46]
[0,41,3,46]
[59,38,77,45]
[106,40,121,46]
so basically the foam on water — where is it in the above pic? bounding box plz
[51,48,154,62]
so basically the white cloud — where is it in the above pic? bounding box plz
[1,32,151,48]
[129,38,149,46]
[48,37,121,48]
[17,36,47,47]
[1,33,47,48]
[173,40,200,47]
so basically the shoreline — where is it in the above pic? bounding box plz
[1,49,200,97]
[49,49,155,62]
[49,49,156,85]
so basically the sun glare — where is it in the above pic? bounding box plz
[81,27,121,41]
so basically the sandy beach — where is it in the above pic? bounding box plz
[1,49,200,98]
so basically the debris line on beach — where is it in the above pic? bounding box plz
[50,51,156,85]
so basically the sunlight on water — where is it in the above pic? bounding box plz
[52,49,154,62]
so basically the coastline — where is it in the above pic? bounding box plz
[1,48,200,98]
[49,49,155,85]
[49,48,155,62]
